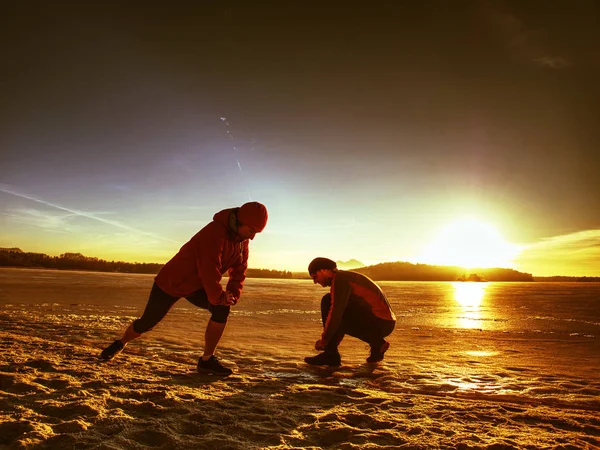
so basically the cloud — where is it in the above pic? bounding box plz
[0,209,76,234]
[479,2,571,69]
[534,56,570,69]
[516,229,600,276]
[0,185,178,244]
[533,229,600,248]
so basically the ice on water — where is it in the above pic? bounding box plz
[1,268,599,449]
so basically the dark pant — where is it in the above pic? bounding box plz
[320,293,395,352]
[132,283,231,334]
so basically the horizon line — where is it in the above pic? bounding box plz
[2,247,598,278]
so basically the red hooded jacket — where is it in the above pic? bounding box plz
[154,208,248,305]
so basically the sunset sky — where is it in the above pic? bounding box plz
[1,2,599,276]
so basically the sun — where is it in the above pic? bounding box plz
[418,217,520,269]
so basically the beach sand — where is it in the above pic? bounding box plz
[1,269,599,449]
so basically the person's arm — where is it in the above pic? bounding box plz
[321,274,351,344]
[226,241,248,300]
[196,225,228,305]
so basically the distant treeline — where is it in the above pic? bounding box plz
[0,249,293,279]
[5,248,597,282]
[534,276,600,282]
[352,261,534,282]
[245,268,293,279]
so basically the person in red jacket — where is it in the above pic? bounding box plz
[305,257,396,367]
[100,202,268,376]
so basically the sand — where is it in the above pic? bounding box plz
[1,269,599,449]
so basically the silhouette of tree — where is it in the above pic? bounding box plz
[0,249,293,279]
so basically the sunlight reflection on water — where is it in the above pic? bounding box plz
[452,282,487,308]
[452,282,488,329]
[464,350,498,357]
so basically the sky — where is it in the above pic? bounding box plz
[1,1,599,276]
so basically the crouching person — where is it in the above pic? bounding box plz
[305,257,396,367]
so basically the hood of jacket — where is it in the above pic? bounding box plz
[213,208,238,241]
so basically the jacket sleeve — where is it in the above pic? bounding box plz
[321,275,351,344]
[226,240,248,299]
[197,225,227,305]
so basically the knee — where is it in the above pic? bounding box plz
[210,305,231,324]
[321,293,332,306]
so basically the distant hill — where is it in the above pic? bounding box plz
[293,261,533,281]
[353,261,534,282]
[336,259,365,270]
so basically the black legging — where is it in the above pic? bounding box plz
[132,283,231,334]
[320,293,395,351]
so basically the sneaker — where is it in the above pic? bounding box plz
[197,355,233,376]
[367,340,390,363]
[100,340,124,360]
[304,351,341,367]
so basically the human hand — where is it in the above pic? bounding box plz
[315,339,325,351]
[225,291,238,305]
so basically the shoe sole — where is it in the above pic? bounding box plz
[197,368,232,376]
[305,363,341,368]
[99,352,120,361]
[100,340,125,361]
[196,367,233,377]
[304,359,341,367]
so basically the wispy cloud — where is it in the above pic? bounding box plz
[0,209,77,234]
[534,56,571,69]
[526,229,600,250]
[516,229,600,276]
[0,185,178,244]
[479,2,571,70]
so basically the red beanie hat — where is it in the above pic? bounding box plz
[238,202,268,232]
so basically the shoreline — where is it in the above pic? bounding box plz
[4,266,600,282]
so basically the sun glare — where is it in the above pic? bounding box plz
[453,282,487,308]
[419,217,519,269]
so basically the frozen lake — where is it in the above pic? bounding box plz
[1,268,599,448]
